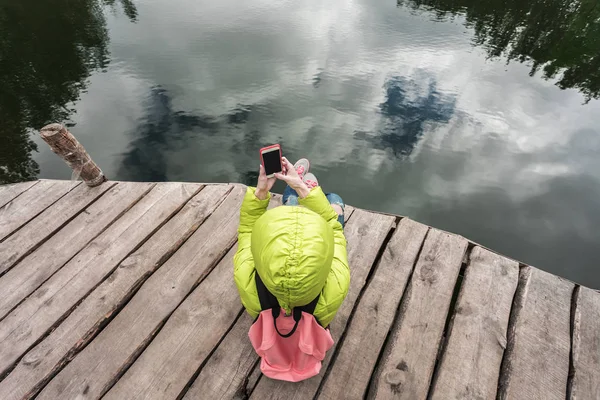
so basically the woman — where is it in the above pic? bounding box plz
[233,156,350,381]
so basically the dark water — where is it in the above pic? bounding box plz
[1,0,600,288]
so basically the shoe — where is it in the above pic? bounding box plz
[304,173,319,189]
[294,158,310,178]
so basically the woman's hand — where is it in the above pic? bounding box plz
[255,164,275,200]
[275,157,311,198]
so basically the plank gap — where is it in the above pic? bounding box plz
[99,313,172,398]
[0,184,120,320]
[366,229,469,399]
[175,308,246,400]
[32,185,208,394]
[458,242,474,278]
[343,206,358,224]
[0,183,115,280]
[0,182,82,244]
[0,181,40,209]
[0,183,197,384]
[97,237,239,398]
[363,226,432,399]
[566,284,580,399]
[4,185,229,399]
[0,183,158,379]
[361,219,400,292]
[425,244,473,399]
[0,182,118,280]
[0,182,151,322]
[314,218,398,399]
[496,264,531,400]
[245,359,263,399]
[33,185,238,400]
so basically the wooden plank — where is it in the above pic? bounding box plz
[182,313,257,400]
[318,218,429,400]
[0,182,153,321]
[246,360,263,398]
[249,209,396,400]
[497,266,573,400]
[0,184,234,400]
[0,180,81,242]
[570,286,600,400]
[182,205,357,400]
[103,248,242,400]
[37,185,244,400]
[0,181,115,276]
[429,247,519,400]
[368,229,468,400]
[0,181,39,209]
[0,182,190,377]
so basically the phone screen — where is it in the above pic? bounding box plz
[263,149,282,175]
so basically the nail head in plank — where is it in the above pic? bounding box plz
[249,209,396,400]
[368,229,468,400]
[569,286,600,400]
[0,180,81,242]
[318,218,429,400]
[104,248,243,400]
[429,246,519,400]
[36,185,242,400]
[0,182,153,322]
[0,181,115,278]
[0,184,237,400]
[0,181,39,209]
[497,266,573,400]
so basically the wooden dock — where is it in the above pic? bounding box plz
[0,179,599,400]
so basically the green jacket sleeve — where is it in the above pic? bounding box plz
[233,187,270,319]
[299,187,350,327]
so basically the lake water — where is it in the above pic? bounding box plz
[2,0,599,288]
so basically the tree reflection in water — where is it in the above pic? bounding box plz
[398,0,600,102]
[0,0,137,183]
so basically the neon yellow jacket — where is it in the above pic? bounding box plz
[234,186,349,327]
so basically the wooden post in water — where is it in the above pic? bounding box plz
[39,123,106,187]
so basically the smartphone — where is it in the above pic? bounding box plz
[260,144,283,178]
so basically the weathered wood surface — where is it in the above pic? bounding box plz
[182,205,356,400]
[368,229,468,400]
[0,183,212,400]
[318,218,429,400]
[37,185,242,400]
[182,312,258,400]
[0,182,153,321]
[0,180,598,400]
[0,181,115,277]
[497,266,573,400]
[249,209,396,400]
[569,286,600,400]
[103,248,243,400]
[0,180,80,242]
[429,247,519,400]
[0,182,192,377]
[0,181,39,209]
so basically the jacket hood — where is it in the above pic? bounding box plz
[251,205,334,310]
